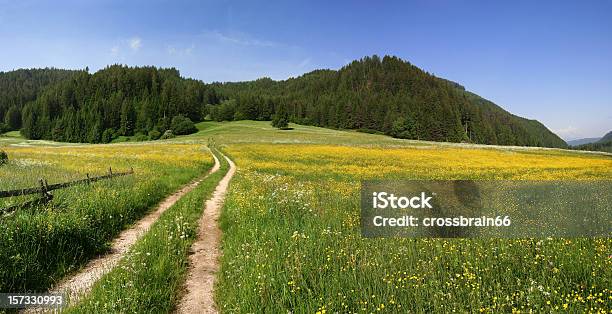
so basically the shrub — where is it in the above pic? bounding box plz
[101,128,114,143]
[160,130,175,140]
[233,111,247,121]
[390,117,417,139]
[209,99,237,122]
[148,129,161,140]
[110,136,130,143]
[170,115,197,135]
[0,150,7,165]
[271,112,289,129]
[133,133,149,142]
[0,123,10,135]
[356,128,384,135]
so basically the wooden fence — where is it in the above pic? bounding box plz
[0,167,134,214]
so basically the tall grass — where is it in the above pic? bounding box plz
[0,144,212,293]
[216,144,612,312]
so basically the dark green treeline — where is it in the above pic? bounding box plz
[0,56,567,148]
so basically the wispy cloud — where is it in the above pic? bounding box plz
[167,44,194,56]
[109,37,142,58]
[110,46,119,56]
[297,57,311,68]
[129,37,142,51]
[202,30,280,47]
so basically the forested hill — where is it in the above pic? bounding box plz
[212,55,567,148]
[0,68,79,130]
[18,65,218,143]
[1,56,567,148]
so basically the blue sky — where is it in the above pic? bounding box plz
[1,0,610,140]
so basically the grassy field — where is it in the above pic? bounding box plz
[1,120,611,312]
[0,142,213,292]
[185,121,612,313]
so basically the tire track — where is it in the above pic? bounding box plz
[176,153,236,314]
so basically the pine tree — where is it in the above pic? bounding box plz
[4,106,21,130]
[119,100,136,136]
[271,107,289,129]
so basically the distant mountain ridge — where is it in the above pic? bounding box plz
[598,131,612,143]
[567,137,601,146]
[573,130,612,153]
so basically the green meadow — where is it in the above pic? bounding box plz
[1,120,610,312]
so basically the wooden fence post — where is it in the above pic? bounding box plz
[39,179,46,198]
[44,180,52,202]
[1,168,133,202]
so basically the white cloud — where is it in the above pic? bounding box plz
[129,37,142,51]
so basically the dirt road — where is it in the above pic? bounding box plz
[29,151,221,312]
[176,153,236,314]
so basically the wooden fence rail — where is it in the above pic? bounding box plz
[0,167,134,199]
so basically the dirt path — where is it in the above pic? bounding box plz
[31,151,221,311]
[176,153,236,314]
